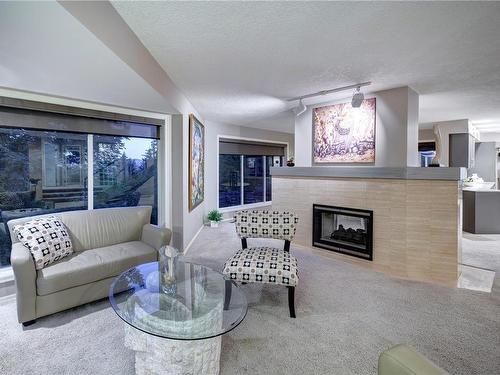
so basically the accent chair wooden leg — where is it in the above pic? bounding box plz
[288,286,296,318]
[224,280,232,310]
[22,319,36,327]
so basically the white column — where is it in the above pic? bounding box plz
[158,115,172,228]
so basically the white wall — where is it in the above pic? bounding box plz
[480,132,500,142]
[406,87,420,166]
[433,119,470,167]
[295,86,419,167]
[470,142,498,183]
[419,128,435,141]
[204,120,294,215]
[171,115,184,249]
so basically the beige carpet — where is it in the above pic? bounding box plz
[1,222,499,374]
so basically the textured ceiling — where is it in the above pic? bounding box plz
[113,1,500,132]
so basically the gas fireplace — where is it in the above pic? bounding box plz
[313,204,373,260]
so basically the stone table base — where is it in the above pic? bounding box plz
[124,324,222,375]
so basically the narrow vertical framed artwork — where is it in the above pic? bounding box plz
[188,114,205,211]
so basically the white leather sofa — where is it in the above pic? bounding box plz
[8,206,171,325]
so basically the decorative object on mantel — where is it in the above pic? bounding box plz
[207,209,223,228]
[313,98,376,164]
[188,114,205,211]
[463,173,484,187]
[286,157,295,167]
[463,173,495,189]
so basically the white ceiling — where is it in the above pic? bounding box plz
[113,1,500,133]
[0,1,175,115]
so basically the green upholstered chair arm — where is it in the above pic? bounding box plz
[378,344,450,375]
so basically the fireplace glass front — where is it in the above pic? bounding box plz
[313,204,373,260]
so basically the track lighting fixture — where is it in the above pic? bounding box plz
[293,99,307,116]
[289,82,371,116]
[351,86,365,108]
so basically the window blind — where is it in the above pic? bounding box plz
[0,98,161,139]
[219,139,285,156]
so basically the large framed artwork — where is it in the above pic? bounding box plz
[313,98,376,163]
[189,114,205,211]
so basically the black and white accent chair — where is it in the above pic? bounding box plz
[223,210,299,318]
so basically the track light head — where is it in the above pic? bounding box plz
[293,99,307,116]
[351,86,364,108]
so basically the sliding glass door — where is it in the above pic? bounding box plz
[218,155,242,208]
[0,127,159,267]
[243,156,264,204]
[93,135,158,220]
[219,154,283,209]
[218,138,286,209]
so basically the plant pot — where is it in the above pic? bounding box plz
[286,162,295,167]
[210,221,219,228]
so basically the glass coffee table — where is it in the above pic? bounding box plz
[109,254,247,375]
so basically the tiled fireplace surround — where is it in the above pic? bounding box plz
[271,167,464,286]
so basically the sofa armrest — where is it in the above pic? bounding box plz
[141,224,172,251]
[378,344,449,375]
[10,242,37,323]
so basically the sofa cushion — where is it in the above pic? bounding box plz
[13,216,73,270]
[36,241,156,296]
[8,206,152,252]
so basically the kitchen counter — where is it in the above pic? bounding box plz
[463,189,500,234]
[462,188,499,193]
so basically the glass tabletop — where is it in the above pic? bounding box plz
[109,255,247,340]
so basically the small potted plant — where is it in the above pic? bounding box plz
[286,157,295,167]
[207,209,223,228]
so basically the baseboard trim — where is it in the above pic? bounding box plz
[0,293,16,306]
[183,224,204,255]
[0,267,14,284]
[203,218,233,225]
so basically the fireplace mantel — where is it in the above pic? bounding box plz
[270,166,466,181]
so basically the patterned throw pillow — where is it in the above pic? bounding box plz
[13,216,73,270]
